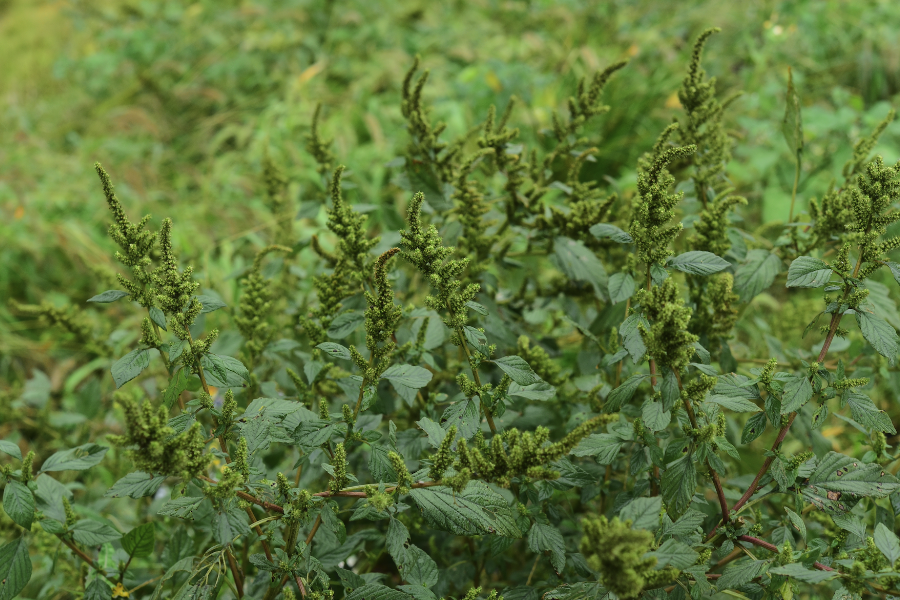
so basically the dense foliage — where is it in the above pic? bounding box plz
[6,3,900,600]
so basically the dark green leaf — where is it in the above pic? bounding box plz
[123,522,156,557]
[733,250,782,302]
[619,314,648,362]
[327,310,365,339]
[491,356,542,386]
[667,251,730,275]
[466,301,488,316]
[149,306,167,330]
[440,399,480,440]
[648,538,698,569]
[875,522,900,564]
[347,584,412,600]
[855,307,900,365]
[769,563,834,584]
[2,481,34,529]
[781,376,813,414]
[589,223,633,244]
[619,496,662,531]
[316,342,351,360]
[399,544,439,587]
[553,236,608,292]
[163,368,189,409]
[382,364,433,407]
[194,294,226,314]
[604,373,647,412]
[571,434,623,465]
[41,444,108,472]
[0,441,21,461]
[409,481,521,537]
[786,256,832,288]
[741,412,768,445]
[462,326,490,356]
[71,520,121,545]
[200,353,250,387]
[0,537,31,600]
[662,454,696,517]
[106,472,166,499]
[527,522,566,573]
[845,391,896,434]
[84,579,112,600]
[801,451,900,514]
[111,348,151,388]
[608,272,635,305]
[785,507,806,540]
[87,290,129,303]
[158,496,205,519]
[718,559,768,591]
[781,67,803,159]
[641,399,670,431]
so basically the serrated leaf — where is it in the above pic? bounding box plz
[619,314,648,362]
[416,418,447,447]
[347,584,412,600]
[641,399,670,431]
[316,342,351,360]
[608,272,635,305]
[106,472,165,499]
[163,368,189,410]
[466,301,488,316]
[801,451,900,514]
[84,578,112,600]
[462,326,490,356]
[855,307,900,365]
[148,306,166,331]
[707,394,760,413]
[619,496,662,531]
[741,413,767,446]
[200,353,250,387]
[571,434,623,465]
[508,382,556,401]
[718,559,768,590]
[769,563,834,584]
[123,522,156,557]
[553,236,608,292]
[785,507,806,540]
[845,391,896,434]
[87,290,129,303]
[604,373,647,412]
[667,251,730,275]
[158,496,205,519]
[409,481,520,537]
[0,441,21,461]
[491,356,542,386]
[0,537,31,600]
[662,454,696,517]
[71,520,121,545]
[111,348,151,388]
[734,249,782,302]
[327,310,365,339]
[786,256,832,288]
[194,294,226,314]
[781,376,813,414]
[648,538,698,569]
[441,399,480,440]
[399,544,438,588]
[40,443,108,472]
[528,523,566,573]
[382,364,433,407]
[2,481,34,529]
[875,522,900,564]
[589,223,633,244]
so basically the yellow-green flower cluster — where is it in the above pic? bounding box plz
[637,277,699,372]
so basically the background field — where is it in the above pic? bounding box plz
[4,0,900,597]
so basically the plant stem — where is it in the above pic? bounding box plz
[57,535,115,584]
[225,548,245,598]
[788,156,801,224]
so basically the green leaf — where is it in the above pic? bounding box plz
[347,584,413,600]
[87,290,129,303]
[111,348,151,388]
[317,342,351,360]
[106,472,166,499]
[781,67,803,160]
[571,434,623,465]
[507,382,556,401]
[589,223,633,244]
[855,307,900,365]
[40,443,108,472]
[553,236,608,292]
[0,441,21,461]
[200,353,250,387]
[148,306,166,330]
[466,301,488,316]
[662,454,696,517]
[801,451,900,514]
[845,391,896,434]
[382,364,433,406]
[462,326,490,356]
[667,251,730,275]
[84,578,113,600]
[785,507,806,540]
[399,544,439,588]
[327,310,365,339]
[641,398,670,431]
[608,272,635,305]
[619,314,648,362]
[619,496,662,531]
[2,481,34,529]
[706,394,760,413]
[874,522,900,564]
[491,356,542,386]
[0,537,31,600]
[416,418,447,447]
[158,496,205,519]
[162,367,189,409]
[648,538,698,569]
[780,376,813,414]
[604,373,647,412]
[786,256,832,288]
[718,559,768,591]
[122,522,156,557]
[409,481,521,537]
[440,399,481,440]
[527,522,566,573]
[71,519,122,545]
[194,294,226,314]
[769,563,834,584]
[733,250,782,302]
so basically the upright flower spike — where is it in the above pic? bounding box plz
[305,103,336,179]
[364,248,402,364]
[637,277,699,373]
[153,218,199,315]
[95,163,157,308]
[629,125,696,267]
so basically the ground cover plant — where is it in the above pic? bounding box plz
[6,3,900,600]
